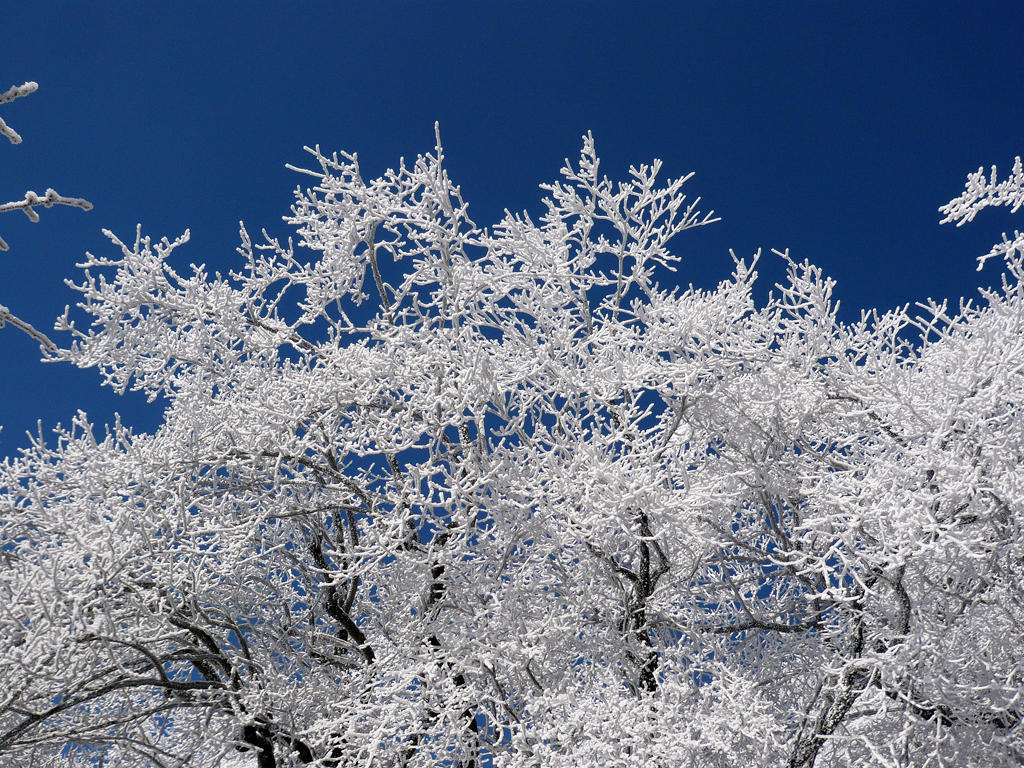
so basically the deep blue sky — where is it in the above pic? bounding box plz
[2,2,1022,457]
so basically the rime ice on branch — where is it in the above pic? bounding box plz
[0,81,39,144]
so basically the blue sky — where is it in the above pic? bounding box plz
[2,1,1022,457]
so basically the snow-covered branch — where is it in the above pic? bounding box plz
[940,157,1024,271]
[0,188,93,251]
[0,303,56,352]
[0,81,38,144]
[940,156,1024,226]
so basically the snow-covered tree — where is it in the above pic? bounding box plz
[1,131,1022,767]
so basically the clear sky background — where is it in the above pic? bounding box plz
[1,2,1022,457]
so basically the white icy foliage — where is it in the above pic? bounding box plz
[2,135,1024,767]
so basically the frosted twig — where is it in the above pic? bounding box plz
[0,189,94,250]
[939,156,1024,226]
[0,303,57,352]
[0,81,38,144]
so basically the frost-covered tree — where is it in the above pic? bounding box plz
[1,81,92,350]
[1,131,1022,767]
